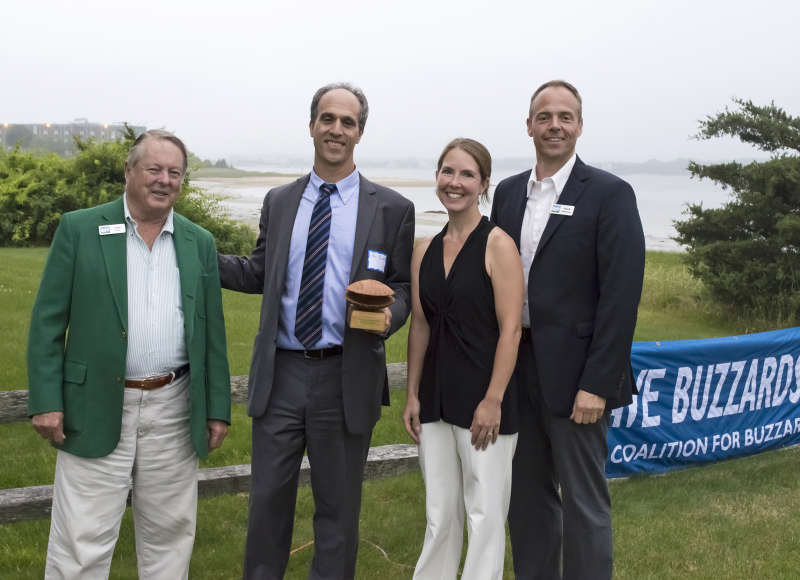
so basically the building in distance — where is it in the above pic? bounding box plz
[0,119,146,155]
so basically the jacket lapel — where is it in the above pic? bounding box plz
[173,216,198,344]
[270,175,309,298]
[350,175,378,281]
[508,170,532,248]
[533,157,590,263]
[99,198,128,330]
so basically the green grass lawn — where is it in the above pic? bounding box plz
[2,247,799,578]
[3,444,800,579]
[0,248,46,390]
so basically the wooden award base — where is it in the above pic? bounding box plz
[348,308,386,331]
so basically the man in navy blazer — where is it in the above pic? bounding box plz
[490,80,645,579]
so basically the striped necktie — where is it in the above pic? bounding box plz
[294,182,336,348]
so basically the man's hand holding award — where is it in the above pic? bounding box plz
[346,279,394,333]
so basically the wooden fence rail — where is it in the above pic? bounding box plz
[0,444,419,524]
[0,363,414,524]
[0,363,408,424]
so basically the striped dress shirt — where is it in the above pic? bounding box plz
[123,194,188,379]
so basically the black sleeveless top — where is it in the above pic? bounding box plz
[418,216,518,434]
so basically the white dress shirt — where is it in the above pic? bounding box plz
[519,154,577,327]
[123,194,188,379]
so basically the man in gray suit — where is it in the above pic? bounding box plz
[218,82,415,579]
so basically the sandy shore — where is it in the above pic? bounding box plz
[196,175,435,188]
[193,176,681,251]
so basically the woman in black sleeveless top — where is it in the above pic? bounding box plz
[404,139,524,579]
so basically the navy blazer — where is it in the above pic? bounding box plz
[490,157,645,416]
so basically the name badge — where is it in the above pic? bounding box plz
[550,203,574,216]
[98,224,126,235]
[367,250,387,273]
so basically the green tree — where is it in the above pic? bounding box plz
[175,185,257,255]
[0,147,69,244]
[674,99,800,321]
[0,127,255,253]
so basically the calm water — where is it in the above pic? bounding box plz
[197,167,732,251]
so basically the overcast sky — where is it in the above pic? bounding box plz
[3,0,798,164]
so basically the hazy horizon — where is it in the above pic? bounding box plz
[4,0,798,164]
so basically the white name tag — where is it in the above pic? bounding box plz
[98,223,126,235]
[367,250,387,273]
[550,203,575,216]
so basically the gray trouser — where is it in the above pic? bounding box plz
[243,350,371,580]
[508,345,612,580]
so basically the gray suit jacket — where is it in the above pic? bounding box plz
[219,174,415,434]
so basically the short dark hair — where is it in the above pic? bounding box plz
[127,129,188,173]
[310,82,369,133]
[436,138,492,203]
[529,80,583,120]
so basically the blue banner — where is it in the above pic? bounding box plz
[606,327,800,478]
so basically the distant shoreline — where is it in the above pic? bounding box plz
[192,174,435,188]
[192,175,682,252]
[190,167,302,179]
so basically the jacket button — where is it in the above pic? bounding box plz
[121,331,127,339]
[116,376,122,382]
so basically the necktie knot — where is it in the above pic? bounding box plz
[319,182,337,198]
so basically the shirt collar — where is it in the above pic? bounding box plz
[309,167,360,205]
[123,192,175,234]
[527,153,577,199]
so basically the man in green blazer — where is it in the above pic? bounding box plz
[27,130,231,579]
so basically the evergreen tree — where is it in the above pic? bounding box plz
[675,99,800,321]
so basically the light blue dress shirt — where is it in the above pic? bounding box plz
[277,168,360,349]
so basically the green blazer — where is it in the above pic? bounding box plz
[27,197,231,459]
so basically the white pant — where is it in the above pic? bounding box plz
[45,376,198,580]
[413,420,517,580]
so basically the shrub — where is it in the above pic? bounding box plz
[674,99,800,322]
[0,128,256,254]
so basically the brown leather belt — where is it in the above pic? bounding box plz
[125,364,190,390]
[520,327,532,343]
[278,345,343,360]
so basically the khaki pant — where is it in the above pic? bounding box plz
[45,375,198,580]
